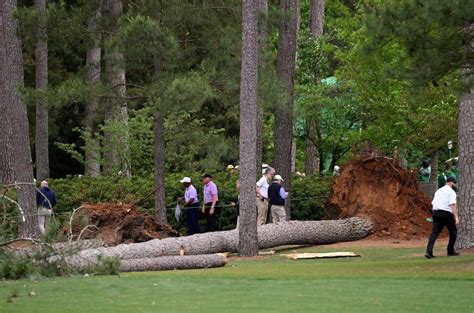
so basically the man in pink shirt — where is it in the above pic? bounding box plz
[202,173,219,232]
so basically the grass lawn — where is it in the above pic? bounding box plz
[1,244,473,313]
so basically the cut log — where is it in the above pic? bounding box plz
[65,217,372,269]
[119,254,227,272]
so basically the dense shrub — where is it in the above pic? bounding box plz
[48,173,331,230]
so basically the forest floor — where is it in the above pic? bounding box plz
[1,239,473,313]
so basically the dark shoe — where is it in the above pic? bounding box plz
[447,252,460,256]
[425,253,436,259]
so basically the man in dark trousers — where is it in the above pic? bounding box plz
[267,175,288,223]
[179,177,201,235]
[425,176,460,258]
[36,180,57,235]
[202,173,219,232]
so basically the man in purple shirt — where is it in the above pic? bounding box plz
[202,173,219,232]
[180,177,201,235]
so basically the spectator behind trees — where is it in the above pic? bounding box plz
[202,173,219,232]
[36,180,57,235]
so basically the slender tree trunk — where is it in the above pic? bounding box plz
[256,0,268,177]
[34,0,49,180]
[0,0,40,238]
[305,0,325,176]
[457,23,474,249]
[239,0,259,257]
[309,0,325,37]
[84,5,102,177]
[274,0,299,219]
[103,0,130,177]
[154,111,167,223]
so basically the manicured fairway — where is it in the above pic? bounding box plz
[1,245,473,313]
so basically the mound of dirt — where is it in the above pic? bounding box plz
[74,203,178,245]
[328,157,433,239]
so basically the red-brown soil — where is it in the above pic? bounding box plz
[73,203,178,245]
[328,156,434,239]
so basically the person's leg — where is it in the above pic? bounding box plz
[185,205,193,235]
[37,209,46,235]
[426,211,446,256]
[275,205,286,222]
[256,198,268,225]
[271,205,278,223]
[190,205,202,234]
[445,213,458,255]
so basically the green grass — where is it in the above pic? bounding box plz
[1,245,473,313]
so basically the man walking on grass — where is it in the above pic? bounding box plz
[180,177,201,235]
[425,176,460,259]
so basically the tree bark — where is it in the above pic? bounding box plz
[256,0,268,178]
[154,111,167,224]
[103,0,131,178]
[274,0,299,219]
[456,22,474,249]
[305,0,325,176]
[238,0,259,257]
[34,0,49,180]
[309,0,325,37]
[65,217,373,268]
[0,0,40,238]
[119,255,227,272]
[84,4,102,177]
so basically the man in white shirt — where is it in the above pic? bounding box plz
[425,176,460,258]
[256,167,275,225]
[180,177,201,235]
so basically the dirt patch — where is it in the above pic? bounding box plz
[72,203,178,245]
[328,156,433,239]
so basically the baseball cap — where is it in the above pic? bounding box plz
[180,177,191,183]
[274,175,284,181]
[446,176,457,183]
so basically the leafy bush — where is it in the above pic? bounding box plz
[48,172,331,230]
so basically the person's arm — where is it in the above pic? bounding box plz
[51,192,57,207]
[186,197,195,206]
[256,179,264,199]
[279,187,287,200]
[450,203,459,225]
[210,194,218,215]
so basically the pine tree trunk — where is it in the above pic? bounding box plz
[65,217,373,269]
[103,0,130,178]
[119,255,227,272]
[84,5,102,177]
[0,0,40,238]
[305,0,325,176]
[238,0,259,257]
[34,0,49,180]
[255,0,268,178]
[309,0,325,37]
[274,0,299,219]
[456,23,474,249]
[154,112,167,224]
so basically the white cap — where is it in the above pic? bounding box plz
[274,175,284,181]
[180,177,191,183]
[334,165,340,171]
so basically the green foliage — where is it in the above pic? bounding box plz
[290,176,332,221]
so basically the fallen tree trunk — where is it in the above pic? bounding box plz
[65,217,372,269]
[119,254,227,272]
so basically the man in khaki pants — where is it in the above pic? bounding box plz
[268,175,288,223]
[256,167,275,225]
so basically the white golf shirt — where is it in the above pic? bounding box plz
[431,185,457,213]
[256,176,270,199]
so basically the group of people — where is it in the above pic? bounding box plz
[179,167,289,235]
[179,173,219,235]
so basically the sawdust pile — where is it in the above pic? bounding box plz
[328,157,433,239]
[72,203,178,245]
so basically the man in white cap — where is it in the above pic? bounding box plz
[180,177,201,235]
[267,175,288,223]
